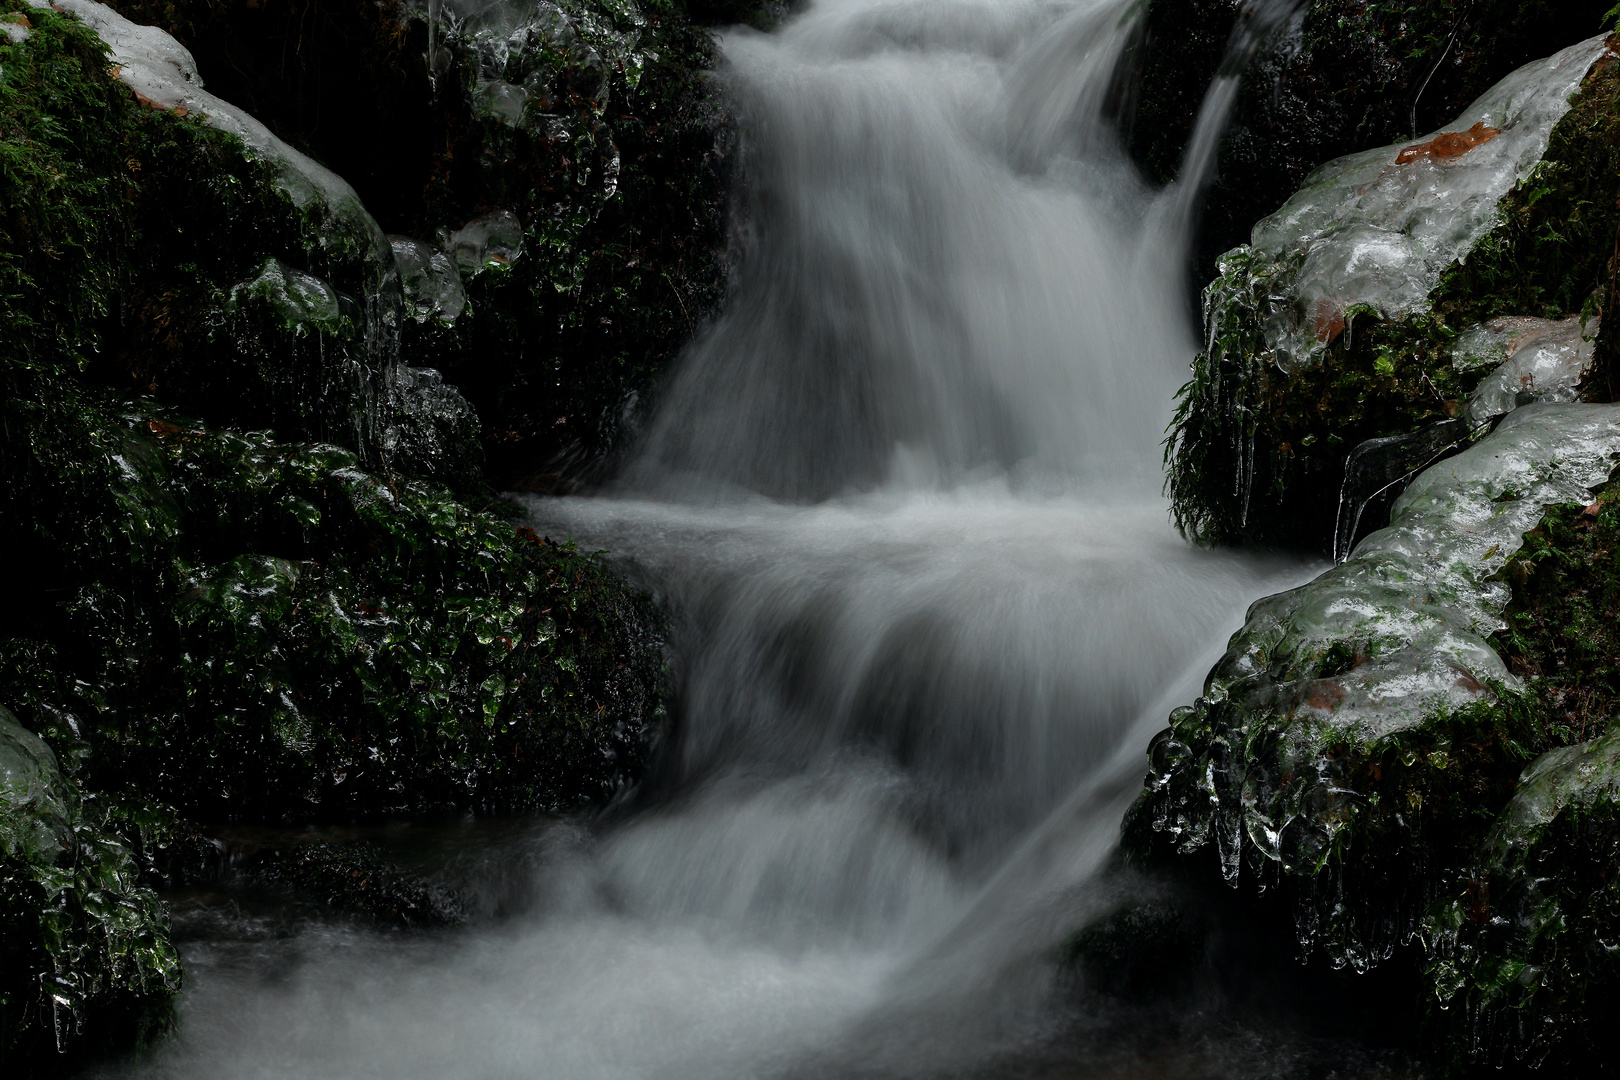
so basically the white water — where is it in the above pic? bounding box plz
[114,2,1328,1077]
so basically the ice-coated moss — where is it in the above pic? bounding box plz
[0,706,180,1071]
[1425,729,1620,1071]
[1168,33,1620,553]
[1131,404,1620,972]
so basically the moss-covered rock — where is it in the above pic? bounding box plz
[4,412,667,822]
[105,0,738,487]
[1425,729,1620,1072]
[1,5,670,1066]
[1492,468,1620,744]
[1167,34,1620,553]
[0,706,180,1073]
[1130,0,1612,284]
[1129,403,1620,973]
[0,0,489,492]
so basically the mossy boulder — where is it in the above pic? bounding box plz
[1130,0,1612,284]
[2,0,485,489]
[105,0,739,487]
[1167,33,1620,554]
[5,412,668,822]
[1129,404,1620,975]
[1,707,180,1073]
[2,5,670,1067]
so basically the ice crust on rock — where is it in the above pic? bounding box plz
[1243,404,1620,740]
[231,258,354,338]
[1140,404,1620,967]
[391,236,468,324]
[440,210,525,275]
[1228,33,1611,370]
[1456,315,1597,426]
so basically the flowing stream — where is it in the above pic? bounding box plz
[100,2,1389,1077]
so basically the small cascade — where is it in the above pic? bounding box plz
[106,3,1325,1078]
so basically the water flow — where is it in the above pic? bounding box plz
[110,4,1325,1078]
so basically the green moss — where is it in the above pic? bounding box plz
[0,0,436,477]
[1492,470,1620,746]
[1167,251,1472,551]
[0,707,180,1072]
[1424,730,1620,1072]
[0,8,669,1063]
[4,411,667,822]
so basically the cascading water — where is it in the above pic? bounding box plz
[104,2,1347,1078]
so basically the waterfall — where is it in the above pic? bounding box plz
[110,3,1320,1078]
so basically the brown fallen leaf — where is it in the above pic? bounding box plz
[1309,297,1345,345]
[1395,121,1501,166]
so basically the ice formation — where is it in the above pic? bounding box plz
[391,237,469,324]
[1225,33,1612,370]
[1455,315,1598,426]
[1142,404,1620,966]
[440,210,525,276]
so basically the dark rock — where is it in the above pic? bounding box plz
[1426,730,1620,1071]
[228,838,464,928]
[105,0,740,489]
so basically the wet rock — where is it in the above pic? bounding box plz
[227,839,463,928]
[1131,403,1620,972]
[0,706,180,1069]
[380,365,484,490]
[5,0,432,474]
[1167,34,1619,552]
[1064,892,1210,1000]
